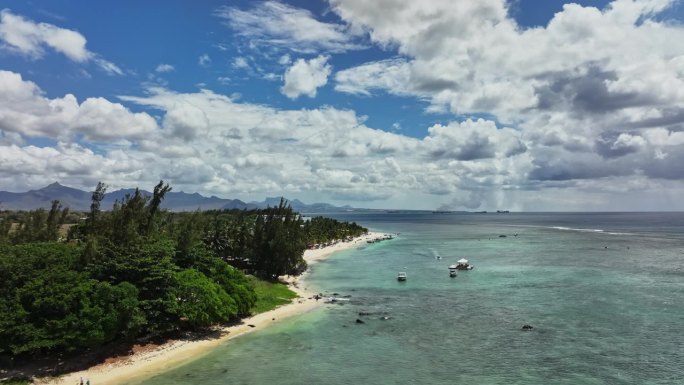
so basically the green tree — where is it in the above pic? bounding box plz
[0,212,12,245]
[87,241,180,336]
[251,199,307,280]
[88,182,107,235]
[0,243,145,355]
[145,181,172,236]
[10,201,69,244]
[179,245,257,317]
[175,269,237,328]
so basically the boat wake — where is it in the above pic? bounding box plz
[497,223,633,236]
[549,226,632,236]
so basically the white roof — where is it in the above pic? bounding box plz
[457,258,469,264]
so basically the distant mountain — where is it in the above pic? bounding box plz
[0,183,352,212]
[100,188,258,211]
[250,196,353,213]
[0,182,91,211]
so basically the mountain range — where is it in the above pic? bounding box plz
[0,183,353,213]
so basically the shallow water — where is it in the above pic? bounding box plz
[135,213,684,385]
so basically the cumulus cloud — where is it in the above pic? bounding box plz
[329,0,684,119]
[114,86,438,201]
[214,1,365,53]
[322,0,684,208]
[162,102,209,141]
[423,119,526,161]
[0,9,122,75]
[281,55,332,99]
[335,58,412,96]
[0,70,157,140]
[155,63,174,73]
[0,142,150,192]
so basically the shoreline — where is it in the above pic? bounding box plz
[35,231,387,385]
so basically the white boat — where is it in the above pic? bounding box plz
[451,259,474,270]
[449,269,457,277]
[397,272,407,281]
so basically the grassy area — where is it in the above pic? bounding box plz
[248,276,298,314]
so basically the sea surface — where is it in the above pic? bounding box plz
[135,212,684,385]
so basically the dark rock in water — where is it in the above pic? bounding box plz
[342,295,352,298]
[355,318,365,324]
[332,292,340,296]
[359,311,372,316]
[499,234,507,238]
[521,324,533,330]
[248,324,256,328]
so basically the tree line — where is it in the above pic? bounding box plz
[0,181,366,360]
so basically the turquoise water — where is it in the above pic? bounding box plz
[135,213,684,384]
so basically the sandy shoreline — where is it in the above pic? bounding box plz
[35,231,387,385]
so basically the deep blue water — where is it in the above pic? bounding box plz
[136,212,684,385]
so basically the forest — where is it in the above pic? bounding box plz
[0,181,366,364]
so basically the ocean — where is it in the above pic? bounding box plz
[134,212,684,385]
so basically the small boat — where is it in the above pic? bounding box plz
[397,272,407,281]
[451,259,474,270]
[449,269,457,277]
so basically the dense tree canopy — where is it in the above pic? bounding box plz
[0,181,367,360]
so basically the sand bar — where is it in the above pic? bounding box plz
[35,231,387,385]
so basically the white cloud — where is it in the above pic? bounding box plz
[281,55,332,99]
[0,70,157,140]
[335,58,412,96]
[330,0,684,118]
[198,54,211,67]
[155,63,175,73]
[0,9,122,75]
[162,102,209,141]
[423,119,527,161]
[278,54,292,65]
[214,1,365,53]
[323,0,684,208]
[4,0,684,216]
[0,142,148,192]
[232,56,250,70]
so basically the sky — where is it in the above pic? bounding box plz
[1,0,684,211]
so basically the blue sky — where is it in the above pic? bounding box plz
[2,0,684,210]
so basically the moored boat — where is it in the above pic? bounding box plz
[397,271,407,281]
[452,258,474,270]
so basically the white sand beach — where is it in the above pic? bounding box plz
[35,231,387,385]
